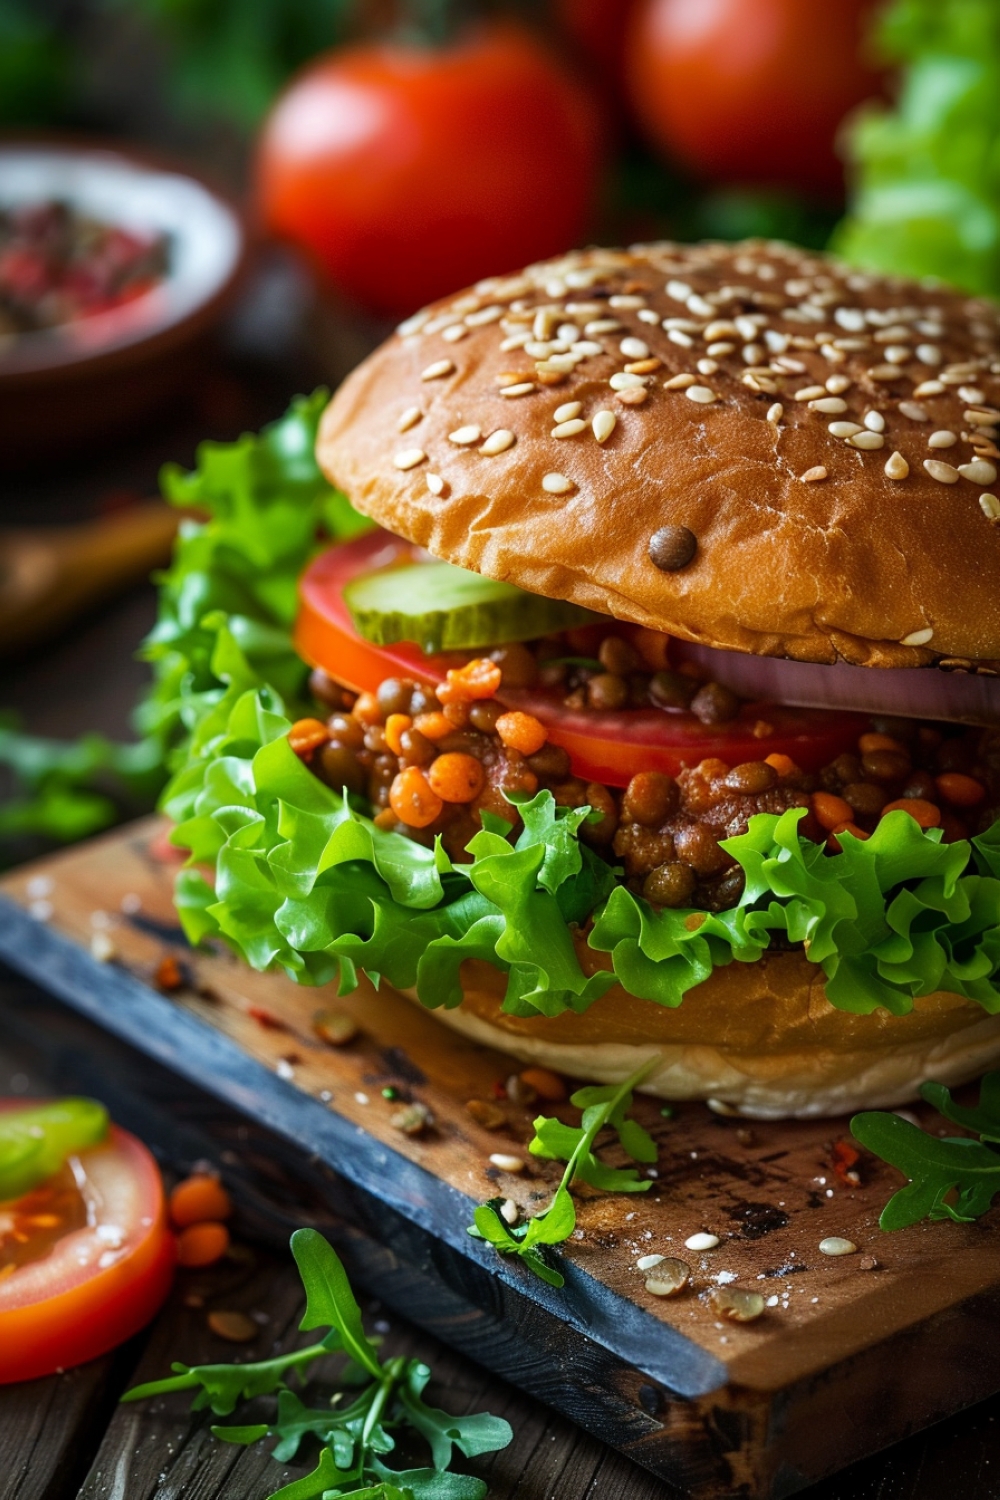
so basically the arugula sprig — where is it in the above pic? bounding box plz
[852,1071,1000,1230]
[122,1228,511,1500]
[468,1063,656,1288]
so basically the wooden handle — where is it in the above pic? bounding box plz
[0,502,181,656]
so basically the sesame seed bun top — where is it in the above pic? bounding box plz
[316,240,1000,668]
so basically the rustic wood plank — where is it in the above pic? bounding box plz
[6,824,1000,1496]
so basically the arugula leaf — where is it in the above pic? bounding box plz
[292,1228,383,1381]
[852,1072,1000,1229]
[468,1062,655,1286]
[123,1230,512,1498]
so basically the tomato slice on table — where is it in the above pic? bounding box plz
[0,1104,175,1384]
[296,531,866,788]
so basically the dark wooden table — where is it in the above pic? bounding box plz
[4,303,1000,1500]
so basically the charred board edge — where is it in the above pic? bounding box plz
[0,895,726,1410]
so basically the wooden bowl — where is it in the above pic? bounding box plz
[0,140,248,461]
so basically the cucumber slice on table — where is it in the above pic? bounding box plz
[344,560,597,653]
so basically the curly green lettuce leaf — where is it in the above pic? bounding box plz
[835,0,1000,296]
[167,684,1000,1022]
[1,391,366,858]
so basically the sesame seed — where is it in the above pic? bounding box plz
[638,308,661,324]
[542,472,575,495]
[533,310,555,341]
[540,355,578,374]
[704,320,738,342]
[552,418,586,438]
[819,1237,858,1257]
[687,293,714,317]
[668,329,694,348]
[556,322,580,342]
[397,406,422,433]
[448,424,482,445]
[868,365,900,381]
[864,410,886,432]
[571,340,603,356]
[884,345,911,365]
[885,451,909,479]
[834,307,866,331]
[707,341,735,357]
[617,387,648,406]
[735,315,762,341]
[637,1254,665,1271]
[610,294,646,309]
[592,410,616,443]
[584,320,621,336]
[610,372,647,390]
[800,466,828,483]
[684,1232,720,1251]
[849,431,885,450]
[500,333,530,352]
[620,336,649,359]
[928,429,957,448]
[697,358,718,376]
[980,493,1000,520]
[465,304,503,326]
[966,407,1000,425]
[499,382,535,397]
[393,448,426,470]
[397,310,431,337]
[525,340,555,358]
[826,374,851,394]
[441,323,467,343]
[830,421,863,438]
[776,356,808,374]
[425,473,448,497]
[794,385,827,401]
[958,386,986,404]
[898,401,929,422]
[767,403,783,424]
[421,359,454,381]
[916,344,942,365]
[489,1153,525,1173]
[554,401,582,423]
[666,279,692,301]
[912,380,944,398]
[960,459,999,484]
[685,385,718,404]
[499,1199,519,1225]
[479,429,515,455]
[809,396,848,414]
[742,343,765,366]
[664,372,697,389]
[923,459,960,483]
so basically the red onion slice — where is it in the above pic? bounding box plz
[675,642,1000,726]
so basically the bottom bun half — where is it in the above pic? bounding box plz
[406,947,1000,1119]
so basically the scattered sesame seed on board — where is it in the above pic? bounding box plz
[479,429,515,455]
[393,448,426,470]
[488,1153,525,1173]
[819,1237,858,1257]
[421,359,454,381]
[684,1231,719,1251]
[885,451,909,479]
[800,466,828,483]
[542,472,575,495]
[924,459,960,484]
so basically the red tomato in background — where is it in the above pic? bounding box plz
[552,0,643,104]
[256,24,604,318]
[624,0,885,197]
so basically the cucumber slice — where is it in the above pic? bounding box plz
[343,560,598,653]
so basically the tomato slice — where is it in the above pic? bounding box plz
[295,530,867,787]
[0,1109,175,1383]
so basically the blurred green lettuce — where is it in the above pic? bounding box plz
[835,0,1000,296]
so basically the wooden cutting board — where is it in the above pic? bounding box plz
[2,817,999,1499]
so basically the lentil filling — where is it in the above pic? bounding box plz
[291,631,1000,915]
